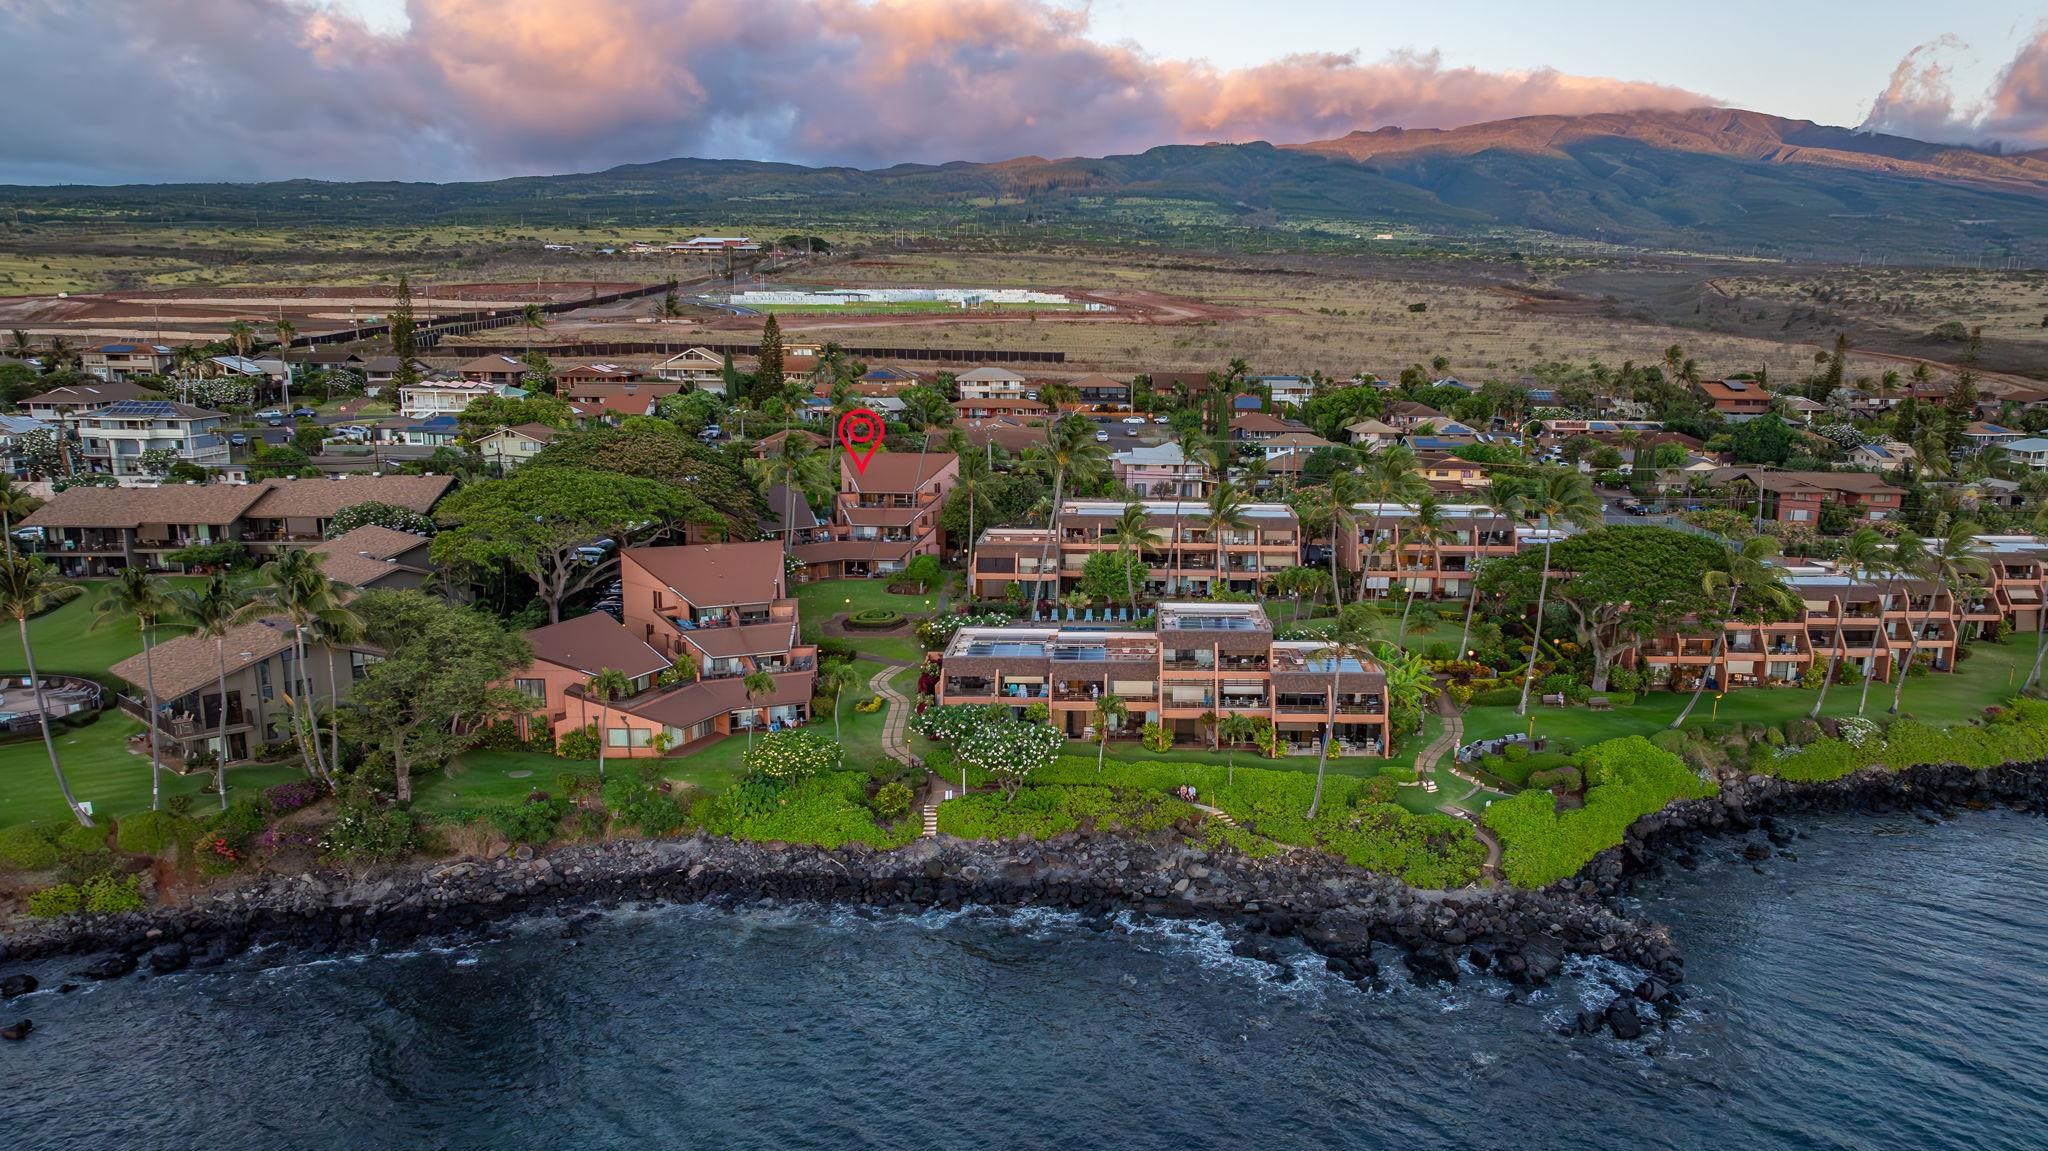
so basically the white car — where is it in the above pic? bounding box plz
[1121,415,1147,425]
[1152,415,1170,424]
[1094,430,1110,442]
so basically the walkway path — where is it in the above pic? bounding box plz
[871,664,920,770]
[1417,702,1505,886]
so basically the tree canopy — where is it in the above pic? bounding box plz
[1476,526,1763,691]
[431,465,704,622]
[528,422,764,535]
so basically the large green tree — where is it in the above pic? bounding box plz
[750,315,785,407]
[530,422,765,537]
[346,591,531,802]
[1479,525,1749,693]
[431,466,700,623]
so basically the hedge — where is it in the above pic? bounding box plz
[1483,736,1717,888]
[1768,700,2048,783]
[705,771,919,850]
[936,785,1196,840]
[844,609,906,630]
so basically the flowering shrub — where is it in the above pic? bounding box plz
[744,728,843,782]
[194,834,244,876]
[319,803,420,861]
[909,702,1005,742]
[916,611,1012,651]
[265,780,324,815]
[958,717,1064,797]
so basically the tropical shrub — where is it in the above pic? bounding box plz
[27,884,82,917]
[706,771,918,850]
[871,781,915,822]
[556,725,601,760]
[1139,722,1173,752]
[1483,736,1718,888]
[265,780,324,815]
[601,767,687,836]
[1470,687,1523,707]
[744,728,844,782]
[115,811,202,857]
[489,794,573,845]
[1768,701,2048,783]
[320,803,421,861]
[81,872,144,913]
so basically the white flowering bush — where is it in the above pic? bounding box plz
[909,702,1003,742]
[743,728,843,782]
[1838,716,1880,748]
[959,717,1063,798]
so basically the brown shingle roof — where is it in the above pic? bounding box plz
[620,669,813,728]
[524,612,671,680]
[307,526,433,588]
[626,542,787,609]
[680,622,802,660]
[1230,412,1302,434]
[244,475,455,519]
[110,617,296,700]
[21,483,269,529]
[842,452,957,494]
[23,379,160,407]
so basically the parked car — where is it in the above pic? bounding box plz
[228,433,248,447]
[1152,415,1170,424]
[1094,430,1110,442]
[255,409,284,421]
[1626,504,1651,516]
[699,425,723,441]
[1121,415,1147,425]
[289,407,317,420]
[264,416,284,427]
[335,425,370,439]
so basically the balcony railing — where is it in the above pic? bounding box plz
[119,694,244,736]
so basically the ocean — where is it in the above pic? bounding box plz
[5,810,2046,1150]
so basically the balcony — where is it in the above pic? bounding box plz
[943,677,995,698]
[996,683,1049,701]
[1053,680,1107,703]
[119,694,246,737]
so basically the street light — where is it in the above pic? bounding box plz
[1711,692,1724,721]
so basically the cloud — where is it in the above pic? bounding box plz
[0,0,1712,184]
[1862,27,2048,150]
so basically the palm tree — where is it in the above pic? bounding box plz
[0,555,88,825]
[1164,412,1207,592]
[1108,500,1156,615]
[1396,494,1444,641]
[1515,469,1602,716]
[1092,693,1127,772]
[1218,712,1258,786]
[272,318,297,408]
[1307,614,1385,820]
[168,573,260,810]
[249,549,356,786]
[0,478,41,559]
[1891,523,1985,714]
[1670,536,1795,728]
[584,667,631,780]
[171,343,206,404]
[41,335,76,374]
[952,451,994,597]
[819,659,863,745]
[746,431,831,547]
[1359,445,1428,603]
[5,330,31,362]
[226,320,256,359]
[1313,469,1371,611]
[1863,534,1927,715]
[310,607,366,778]
[520,303,546,352]
[1462,478,1527,657]
[1813,527,1886,718]
[93,569,172,811]
[741,669,776,751]
[1020,415,1108,618]
[1202,479,1253,596]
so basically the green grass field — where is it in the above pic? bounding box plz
[794,578,939,663]
[0,577,205,679]
[1462,633,2044,749]
[0,714,303,829]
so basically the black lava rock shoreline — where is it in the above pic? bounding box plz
[1571,758,2048,897]
[0,833,1677,998]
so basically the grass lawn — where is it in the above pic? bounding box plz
[794,579,940,648]
[415,661,906,815]
[1461,632,2046,749]
[0,577,205,679]
[0,714,304,829]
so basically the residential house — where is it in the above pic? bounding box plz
[360,357,432,393]
[74,400,231,478]
[1709,468,1904,524]
[19,483,268,577]
[560,380,680,421]
[1779,395,1828,423]
[1344,418,1403,448]
[1065,374,1132,409]
[861,365,922,390]
[81,342,175,381]
[952,397,1048,421]
[1334,503,1522,603]
[307,525,436,591]
[555,363,645,390]
[0,414,54,479]
[454,354,531,387]
[474,423,558,472]
[791,452,959,580]
[1229,412,1308,443]
[237,474,454,552]
[512,542,816,756]
[1964,422,2024,454]
[397,379,518,419]
[1110,442,1213,500]
[111,616,382,767]
[1256,375,1315,407]
[760,484,824,543]
[1148,372,1213,399]
[2002,437,2048,469]
[1382,401,1446,430]
[968,499,1300,601]
[1694,378,1774,421]
[1847,441,1917,472]
[22,378,159,425]
[935,603,1391,754]
[653,348,728,390]
[750,429,827,460]
[954,367,1031,402]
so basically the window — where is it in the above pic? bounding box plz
[515,678,547,702]
[1788,509,1812,523]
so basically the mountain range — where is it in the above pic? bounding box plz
[5,108,2044,262]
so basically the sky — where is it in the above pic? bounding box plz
[0,0,2042,184]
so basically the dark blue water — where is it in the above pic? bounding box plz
[5,812,2047,1151]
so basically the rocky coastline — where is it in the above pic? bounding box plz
[1571,758,2048,897]
[0,831,1677,1008]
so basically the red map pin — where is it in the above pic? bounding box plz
[836,408,885,475]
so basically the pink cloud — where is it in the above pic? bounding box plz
[1863,27,2048,150]
[0,0,1713,183]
